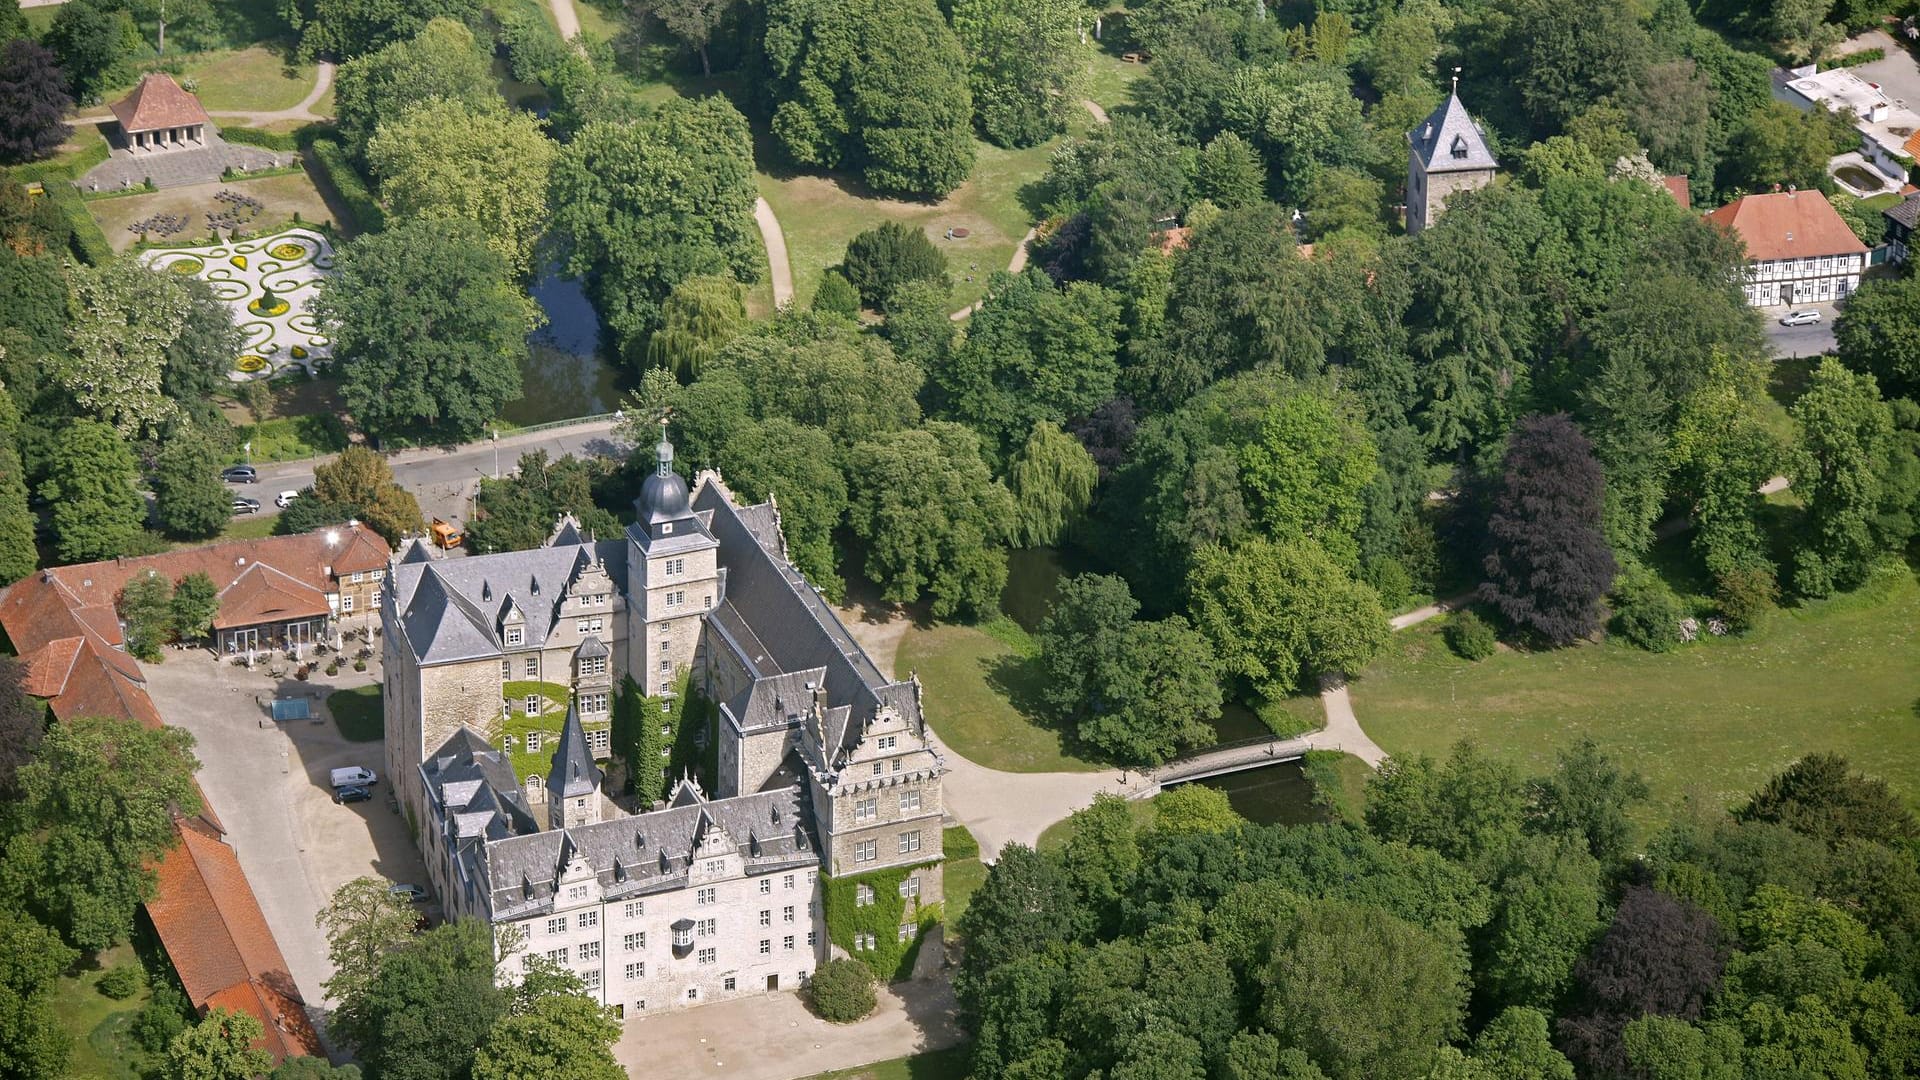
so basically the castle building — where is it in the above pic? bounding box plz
[1406,86,1498,235]
[382,436,946,1013]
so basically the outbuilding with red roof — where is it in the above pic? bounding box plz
[1706,189,1868,308]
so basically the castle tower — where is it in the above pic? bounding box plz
[623,425,721,703]
[1406,77,1498,235]
[547,702,603,831]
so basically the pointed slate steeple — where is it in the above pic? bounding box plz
[546,702,603,831]
[1406,78,1498,236]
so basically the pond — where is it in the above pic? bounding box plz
[1183,761,1327,827]
[1834,164,1886,193]
[501,267,626,426]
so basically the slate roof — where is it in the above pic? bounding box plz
[481,783,817,922]
[1706,190,1867,262]
[110,72,210,133]
[390,537,627,665]
[1409,92,1497,173]
[1887,192,1920,230]
[693,475,921,763]
[547,702,603,800]
[422,728,537,840]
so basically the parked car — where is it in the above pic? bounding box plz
[1779,309,1821,326]
[333,785,372,804]
[389,883,428,903]
[330,766,377,788]
[221,465,257,484]
[231,497,261,515]
[275,490,300,509]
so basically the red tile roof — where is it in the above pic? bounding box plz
[1706,190,1867,263]
[1663,175,1691,209]
[109,73,210,133]
[213,564,332,631]
[148,820,321,1063]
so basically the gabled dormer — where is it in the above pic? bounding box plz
[498,595,525,649]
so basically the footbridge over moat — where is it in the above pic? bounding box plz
[1132,735,1318,796]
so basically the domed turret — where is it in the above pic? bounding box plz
[636,424,691,526]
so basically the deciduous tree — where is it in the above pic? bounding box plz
[630,0,735,76]
[165,1007,271,1080]
[330,18,495,154]
[714,418,847,598]
[316,219,532,444]
[472,990,623,1079]
[43,0,135,101]
[38,419,143,563]
[645,274,747,380]
[0,40,72,164]
[287,0,483,59]
[1557,886,1727,1077]
[0,382,36,586]
[1187,536,1390,697]
[1,716,200,950]
[367,99,557,279]
[845,422,1013,618]
[60,261,193,438]
[1835,273,1920,400]
[0,911,76,1080]
[951,0,1086,148]
[1078,617,1220,766]
[169,572,220,645]
[1007,420,1097,547]
[1790,358,1894,596]
[317,876,420,1015]
[152,424,233,540]
[331,920,510,1078]
[312,445,425,545]
[548,97,760,353]
[1480,414,1617,645]
[117,573,175,661]
[1240,392,1377,567]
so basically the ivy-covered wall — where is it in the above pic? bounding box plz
[822,863,943,982]
[497,680,609,781]
[612,673,717,804]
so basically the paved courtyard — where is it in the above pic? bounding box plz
[140,640,426,1048]
[615,975,961,1080]
[79,131,292,192]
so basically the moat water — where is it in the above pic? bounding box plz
[501,267,626,426]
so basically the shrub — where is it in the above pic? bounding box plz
[1832,48,1884,68]
[219,125,300,152]
[1713,564,1778,633]
[354,658,367,672]
[1609,565,1687,652]
[813,269,860,317]
[841,222,949,310]
[808,958,877,1022]
[308,138,384,233]
[132,982,191,1051]
[1444,610,1497,661]
[97,963,143,999]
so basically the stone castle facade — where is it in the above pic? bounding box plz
[380,437,946,1014]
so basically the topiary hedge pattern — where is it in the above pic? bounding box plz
[822,862,942,982]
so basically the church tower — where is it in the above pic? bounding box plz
[1406,76,1498,235]
[623,425,721,703]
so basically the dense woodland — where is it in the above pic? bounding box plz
[4,0,1920,1076]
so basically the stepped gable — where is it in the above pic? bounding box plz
[389,535,627,664]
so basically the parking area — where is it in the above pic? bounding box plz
[140,649,428,1027]
[1763,300,1838,359]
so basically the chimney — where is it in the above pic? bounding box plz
[1788,184,1797,197]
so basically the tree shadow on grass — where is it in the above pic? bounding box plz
[982,652,1105,765]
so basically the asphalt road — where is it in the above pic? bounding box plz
[231,418,633,535]
[1762,302,1838,360]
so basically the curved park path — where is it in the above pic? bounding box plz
[76,60,335,128]
[755,197,795,308]
[550,0,582,39]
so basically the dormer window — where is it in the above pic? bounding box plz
[1450,134,1469,160]
[505,627,523,647]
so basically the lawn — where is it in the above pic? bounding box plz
[328,684,384,742]
[1082,48,1147,113]
[89,169,340,251]
[894,619,1104,774]
[1301,750,1373,825]
[1349,563,1920,823]
[799,1046,974,1080]
[54,945,151,1080]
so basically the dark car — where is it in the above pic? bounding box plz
[221,465,258,484]
[333,785,372,804]
[231,497,261,515]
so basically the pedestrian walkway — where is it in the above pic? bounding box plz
[757,197,795,308]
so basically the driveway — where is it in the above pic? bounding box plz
[1762,302,1838,359]
[614,975,961,1080]
[1840,32,1920,108]
[141,650,428,1035]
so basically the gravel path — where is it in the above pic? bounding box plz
[550,0,581,39]
[756,197,795,308]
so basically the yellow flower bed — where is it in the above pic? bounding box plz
[230,255,248,270]
[291,345,308,360]
[269,243,305,260]
[248,297,290,317]
[236,355,268,373]
[168,258,203,274]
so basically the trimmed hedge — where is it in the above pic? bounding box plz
[42,180,113,264]
[218,125,302,152]
[1832,48,1885,68]
[822,862,942,982]
[306,137,383,234]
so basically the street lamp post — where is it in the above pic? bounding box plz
[490,428,499,480]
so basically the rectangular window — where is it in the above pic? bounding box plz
[899,876,920,898]
[698,947,716,965]
[784,874,795,890]
[665,591,685,608]
[546,947,568,964]
[697,887,716,905]
[659,660,670,674]
[578,941,601,961]
[624,932,645,951]
[697,918,716,937]
[525,657,538,678]
[760,939,771,955]
[588,728,610,756]
[878,735,896,750]
[759,909,771,927]
[873,763,883,776]
[783,905,795,923]
[582,693,608,714]
[524,694,540,714]
[855,797,877,822]
[578,910,598,928]
[547,917,566,935]
[505,627,523,647]
[526,731,542,755]
[576,618,603,634]
[783,935,795,951]
[341,595,354,612]
[899,789,921,812]
[502,660,513,679]
[855,884,874,907]
[568,885,588,901]
[351,571,363,583]
[898,924,915,943]
[371,588,382,605]
[583,969,600,990]
[625,962,645,980]
[808,931,817,946]
[724,976,736,991]
[659,682,671,695]
[580,656,608,677]
[897,831,921,855]
[666,558,684,575]
[759,879,771,895]
[854,840,876,864]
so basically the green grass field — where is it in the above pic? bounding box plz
[328,684,384,742]
[800,1046,974,1080]
[1350,563,1920,822]
[54,945,150,1080]
[895,620,1104,774]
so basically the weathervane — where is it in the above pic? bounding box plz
[1452,67,1462,96]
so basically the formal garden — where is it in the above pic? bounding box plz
[140,226,335,379]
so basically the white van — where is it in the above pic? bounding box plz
[330,766,377,788]
[275,490,300,509]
